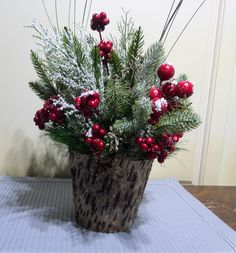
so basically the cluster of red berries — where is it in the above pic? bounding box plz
[135,132,183,163]
[34,96,65,130]
[91,12,110,32]
[98,40,113,63]
[74,91,100,118]
[84,123,107,156]
[157,63,194,98]
[148,86,168,125]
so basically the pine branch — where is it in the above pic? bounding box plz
[117,11,135,62]
[109,50,122,78]
[29,81,55,100]
[140,42,165,84]
[91,46,101,84]
[126,27,144,88]
[31,50,56,96]
[155,107,201,134]
[46,126,90,154]
[103,80,132,122]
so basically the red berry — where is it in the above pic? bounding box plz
[152,144,161,152]
[95,139,105,151]
[140,143,149,152]
[91,92,100,100]
[103,43,112,54]
[100,12,107,20]
[161,82,176,99]
[92,13,100,22]
[101,18,110,26]
[148,151,158,159]
[87,99,99,109]
[49,113,57,121]
[92,123,100,133]
[149,86,162,99]
[157,63,175,81]
[168,145,175,153]
[172,135,179,142]
[152,97,168,116]
[145,137,155,145]
[84,137,93,144]
[135,137,145,144]
[99,128,107,136]
[148,113,159,125]
[74,97,81,109]
[176,132,183,138]
[176,81,193,98]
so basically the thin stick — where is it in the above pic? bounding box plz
[74,0,77,34]
[68,0,72,28]
[165,0,206,60]
[85,0,93,28]
[55,0,60,31]
[41,0,55,32]
[163,3,181,44]
[82,0,89,26]
[160,0,176,42]
[162,0,183,42]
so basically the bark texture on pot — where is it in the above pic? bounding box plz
[70,152,153,233]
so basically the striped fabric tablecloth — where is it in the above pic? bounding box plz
[0,176,236,253]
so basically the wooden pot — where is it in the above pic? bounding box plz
[70,151,153,233]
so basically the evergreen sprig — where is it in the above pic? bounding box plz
[126,27,144,87]
[91,46,101,84]
[155,107,201,135]
[30,50,56,98]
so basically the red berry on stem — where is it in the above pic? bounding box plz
[92,123,100,133]
[87,99,99,109]
[148,151,158,159]
[157,63,175,81]
[135,137,145,144]
[101,18,110,26]
[145,137,155,146]
[100,12,107,20]
[99,128,107,136]
[162,82,177,99]
[96,139,105,151]
[92,13,100,22]
[84,137,93,144]
[74,97,81,109]
[140,143,149,152]
[152,144,161,152]
[176,81,193,98]
[149,86,162,99]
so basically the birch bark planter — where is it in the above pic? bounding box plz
[70,151,153,233]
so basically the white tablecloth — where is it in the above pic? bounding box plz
[0,176,236,253]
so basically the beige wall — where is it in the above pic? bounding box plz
[0,0,235,185]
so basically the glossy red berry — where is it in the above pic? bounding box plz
[152,144,161,152]
[74,97,81,109]
[161,82,177,99]
[157,63,175,81]
[135,137,145,144]
[176,81,193,98]
[140,143,149,152]
[148,151,158,159]
[95,139,105,150]
[84,137,93,144]
[145,137,155,146]
[149,86,162,99]
[92,123,100,133]
[99,128,107,136]
[99,12,107,20]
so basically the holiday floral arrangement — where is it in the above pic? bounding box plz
[28,1,202,232]
[30,11,200,164]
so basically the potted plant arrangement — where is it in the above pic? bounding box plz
[29,1,201,233]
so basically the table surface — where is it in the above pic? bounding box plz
[0,176,236,253]
[184,185,236,231]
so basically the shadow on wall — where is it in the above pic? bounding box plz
[1,130,70,178]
